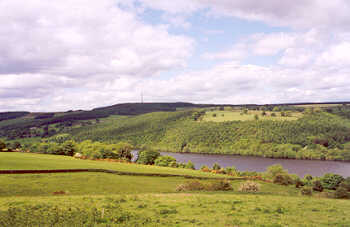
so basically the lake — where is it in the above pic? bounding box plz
[132,151,350,177]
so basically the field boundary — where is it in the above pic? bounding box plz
[0,169,245,180]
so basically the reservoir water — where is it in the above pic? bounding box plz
[132,151,350,177]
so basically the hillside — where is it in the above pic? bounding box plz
[65,105,350,161]
[2,102,350,161]
[0,103,203,139]
[1,152,350,226]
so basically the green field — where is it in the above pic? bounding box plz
[1,152,350,226]
[0,152,225,178]
[1,190,350,226]
[0,172,300,197]
[202,110,301,122]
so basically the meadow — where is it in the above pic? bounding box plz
[2,193,350,226]
[1,152,350,226]
[202,110,301,122]
[0,152,225,178]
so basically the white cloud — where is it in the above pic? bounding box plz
[139,0,350,31]
[316,42,350,67]
[1,0,350,111]
[251,33,296,56]
[0,0,193,77]
[0,0,194,111]
[201,44,248,61]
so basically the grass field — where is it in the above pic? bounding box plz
[202,110,301,122]
[1,193,350,226]
[1,152,350,226]
[0,152,225,178]
[0,172,300,197]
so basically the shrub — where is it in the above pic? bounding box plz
[312,180,324,192]
[225,166,238,176]
[176,180,205,191]
[304,174,313,181]
[273,174,294,185]
[207,180,233,191]
[266,164,288,179]
[320,173,344,190]
[333,186,350,199]
[212,163,221,170]
[136,150,160,165]
[154,156,177,167]
[185,160,195,170]
[339,177,350,191]
[239,181,261,192]
[295,179,305,188]
[0,140,6,150]
[300,187,313,196]
[200,165,210,172]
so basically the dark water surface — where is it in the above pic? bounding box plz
[132,151,350,177]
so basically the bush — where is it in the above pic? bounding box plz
[207,180,233,191]
[185,160,195,170]
[176,180,204,191]
[273,174,294,185]
[339,177,350,191]
[300,187,313,196]
[266,164,288,179]
[304,174,313,181]
[320,173,344,190]
[154,156,177,167]
[176,180,233,192]
[239,181,261,192]
[200,165,210,172]
[136,150,160,165]
[333,186,350,199]
[225,166,238,176]
[0,140,6,150]
[295,179,305,188]
[212,163,221,170]
[312,180,324,192]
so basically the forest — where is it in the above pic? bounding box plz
[2,103,350,161]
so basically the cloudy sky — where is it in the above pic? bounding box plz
[1,0,350,111]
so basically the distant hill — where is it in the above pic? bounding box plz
[0,101,349,140]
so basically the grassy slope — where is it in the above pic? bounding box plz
[1,193,349,226]
[0,172,299,197]
[1,152,350,226]
[0,152,224,178]
[202,110,301,122]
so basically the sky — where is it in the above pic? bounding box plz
[1,0,350,111]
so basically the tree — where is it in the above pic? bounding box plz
[154,156,177,167]
[266,164,288,178]
[0,140,6,150]
[212,163,221,170]
[62,140,76,156]
[137,150,160,165]
[185,160,195,170]
[320,173,344,190]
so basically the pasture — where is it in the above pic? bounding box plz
[1,193,350,226]
[0,152,225,178]
[1,152,350,226]
[202,110,301,122]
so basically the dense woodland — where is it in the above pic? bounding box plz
[1,103,350,161]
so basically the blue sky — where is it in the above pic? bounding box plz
[1,0,350,111]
